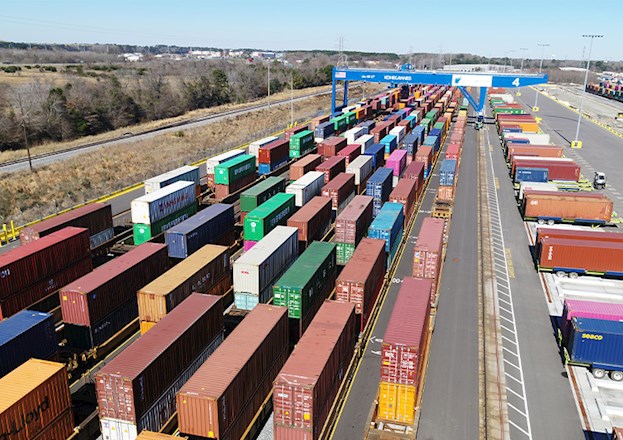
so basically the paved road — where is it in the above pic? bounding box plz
[417,122,479,439]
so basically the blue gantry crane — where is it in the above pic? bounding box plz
[331,67,548,129]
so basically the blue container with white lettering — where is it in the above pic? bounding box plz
[368,202,404,267]
[412,125,426,145]
[515,167,549,184]
[439,159,458,186]
[380,134,398,155]
[315,121,334,139]
[364,144,385,170]
[366,168,393,217]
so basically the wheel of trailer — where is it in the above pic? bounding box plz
[556,271,567,278]
[538,219,546,225]
[547,219,555,225]
[592,368,606,379]
[611,370,623,381]
[569,272,579,279]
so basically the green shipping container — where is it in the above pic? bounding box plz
[273,241,336,319]
[133,203,197,245]
[214,154,256,185]
[289,130,315,158]
[336,242,356,265]
[420,118,432,134]
[344,112,356,126]
[243,193,296,241]
[330,115,347,132]
[240,176,286,212]
[433,122,445,131]
[493,108,524,116]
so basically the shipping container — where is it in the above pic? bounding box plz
[273,301,357,440]
[518,182,558,201]
[287,196,332,244]
[366,168,393,217]
[380,134,398,155]
[538,237,623,276]
[61,243,168,328]
[416,146,433,178]
[535,227,623,246]
[290,154,322,180]
[19,203,114,250]
[561,299,623,343]
[96,294,224,434]
[386,149,407,177]
[285,124,309,141]
[133,203,198,245]
[316,156,346,184]
[390,178,417,221]
[364,144,385,170]
[506,144,563,161]
[286,172,325,207]
[335,195,374,245]
[234,226,299,311]
[439,159,458,186]
[330,115,347,133]
[515,167,549,184]
[214,172,256,200]
[343,127,365,144]
[214,154,256,186]
[249,136,279,158]
[0,310,57,377]
[314,122,335,141]
[403,161,425,199]
[567,318,623,371]
[0,359,72,440]
[337,143,361,166]
[240,177,287,213]
[244,193,296,242]
[370,122,390,143]
[368,202,404,266]
[511,158,580,182]
[522,191,613,224]
[145,165,200,195]
[131,181,196,226]
[138,245,230,324]
[354,134,374,153]
[389,126,406,144]
[318,136,347,157]
[346,155,373,190]
[335,238,386,331]
[164,204,234,258]
[206,150,246,186]
[289,130,315,158]
[177,304,289,440]
[321,173,356,212]
[258,139,289,169]
[413,218,445,302]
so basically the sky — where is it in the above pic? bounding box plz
[0,0,620,61]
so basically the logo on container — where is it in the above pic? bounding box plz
[1,396,50,440]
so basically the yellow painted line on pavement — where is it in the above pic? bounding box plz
[505,248,515,278]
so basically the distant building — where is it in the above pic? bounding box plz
[443,64,513,73]
[119,53,143,62]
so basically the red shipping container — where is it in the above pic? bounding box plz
[287,196,332,244]
[214,172,256,200]
[285,124,309,140]
[507,145,563,161]
[522,191,613,223]
[0,226,90,300]
[437,186,455,203]
[273,301,357,439]
[415,146,433,172]
[446,143,461,160]
[177,304,289,440]
[318,136,347,157]
[371,122,390,143]
[316,156,346,184]
[311,115,330,131]
[390,178,417,222]
[535,227,623,246]
[538,238,623,274]
[403,161,425,199]
[335,238,386,331]
[335,196,373,245]
[258,139,289,164]
[511,159,580,181]
[95,294,224,427]
[321,173,355,211]
[60,243,168,327]
[290,154,322,180]
[413,218,445,302]
[337,144,361,165]
[381,277,431,387]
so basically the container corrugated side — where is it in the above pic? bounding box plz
[240,177,287,212]
[412,218,445,301]
[244,193,296,242]
[286,172,325,207]
[287,197,332,243]
[144,166,200,194]
[346,155,373,186]
[131,181,196,225]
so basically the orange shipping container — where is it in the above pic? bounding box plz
[377,382,416,425]
[522,191,613,223]
[437,186,455,203]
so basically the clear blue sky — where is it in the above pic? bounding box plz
[0,0,620,61]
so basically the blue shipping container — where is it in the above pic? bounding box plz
[315,122,334,139]
[368,202,404,267]
[439,159,458,186]
[165,203,234,258]
[502,127,523,133]
[568,318,623,370]
[515,167,549,184]
[364,144,386,170]
[0,310,57,377]
[258,157,288,175]
[405,115,417,128]
[366,168,393,217]
[430,128,442,138]
[423,135,441,153]
[359,120,376,131]
[380,135,398,154]
[412,126,426,145]
[402,133,418,156]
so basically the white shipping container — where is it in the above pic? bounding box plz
[389,126,406,144]
[233,226,298,308]
[347,155,373,186]
[513,156,574,163]
[505,133,551,144]
[286,171,325,207]
[144,165,200,194]
[518,182,558,201]
[100,418,138,440]
[248,136,279,157]
[392,176,399,188]
[342,105,357,113]
[205,149,246,175]
[489,93,515,103]
[354,134,374,153]
[343,127,365,144]
[131,181,196,225]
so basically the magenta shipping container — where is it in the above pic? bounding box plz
[561,299,623,342]
[386,149,407,177]
[244,240,258,252]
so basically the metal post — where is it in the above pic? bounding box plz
[343,80,348,109]
[267,62,271,109]
[533,43,550,111]
[573,35,603,147]
[290,70,294,126]
[519,48,528,72]
[331,74,337,116]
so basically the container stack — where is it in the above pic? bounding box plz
[289,130,315,158]
[412,218,446,305]
[258,139,289,174]
[239,177,286,222]
[213,153,257,199]
[334,195,374,265]
[205,149,246,187]
[366,168,393,217]
[368,202,405,267]
[243,193,296,250]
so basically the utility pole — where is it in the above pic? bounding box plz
[23,121,33,172]
[290,69,294,126]
[533,43,550,112]
[267,61,271,109]
[519,48,528,72]
[572,34,603,148]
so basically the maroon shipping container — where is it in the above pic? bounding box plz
[415,146,433,173]
[287,196,332,244]
[390,178,417,222]
[321,173,356,211]
[522,191,613,223]
[335,238,386,331]
[511,159,580,181]
[258,139,289,165]
[290,155,322,180]
[337,144,362,166]
[371,122,390,143]
[177,304,289,440]
[19,203,113,247]
[273,301,357,440]
[311,115,330,131]
[535,227,623,246]
[538,238,623,274]
[96,294,224,430]
[0,226,90,301]
[398,119,411,133]
[403,161,425,199]
[316,156,346,184]
[60,243,168,326]
[0,257,92,319]
[214,172,256,200]
[318,136,347,157]
[335,195,374,245]
[285,124,309,141]
[380,277,431,387]
[412,218,445,303]
[445,143,461,160]
[506,144,563,161]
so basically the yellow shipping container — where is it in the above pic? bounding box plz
[414,91,421,99]
[377,381,416,425]
[140,320,156,334]
[459,109,468,117]
[137,431,186,440]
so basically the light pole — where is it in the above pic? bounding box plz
[572,34,603,148]
[519,48,528,72]
[267,61,271,109]
[533,43,550,112]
